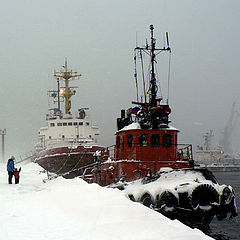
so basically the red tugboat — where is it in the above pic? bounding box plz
[90,25,237,227]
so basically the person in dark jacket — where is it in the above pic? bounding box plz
[7,156,15,184]
[13,167,21,184]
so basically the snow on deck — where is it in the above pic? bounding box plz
[124,169,221,200]
[119,122,141,131]
[118,122,179,132]
[0,162,213,240]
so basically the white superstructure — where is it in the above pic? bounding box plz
[35,60,101,152]
[36,109,100,151]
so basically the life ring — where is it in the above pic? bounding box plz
[153,106,171,115]
[153,106,163,113]
[165,107,171,115]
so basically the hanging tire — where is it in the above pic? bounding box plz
[140,193,154,208]
[156,191,178,219]
[191,184,219,211]
[128,194,136,202]
[229,197,238,217]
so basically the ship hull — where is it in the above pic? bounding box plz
[34,145,104,178]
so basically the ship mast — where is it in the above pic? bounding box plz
[117,25,172,130]
[54,59,81,114]
[134,25,171,107]
[149,24,157,106]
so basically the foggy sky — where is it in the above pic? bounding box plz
[1,0,240,160]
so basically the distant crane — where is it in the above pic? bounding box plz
[219,102,240,154]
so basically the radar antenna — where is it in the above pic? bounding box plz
[54,59,81,114]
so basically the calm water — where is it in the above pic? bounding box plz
[204,171,240,240]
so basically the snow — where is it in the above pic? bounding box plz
[118,122,179,132]
[119,122,141,131]
[123,169,222,201]
[0,162,213,240]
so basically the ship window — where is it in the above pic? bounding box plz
[89,135,92,138]
[63,122,67,126]
[49,136,52,139]
[68,122,72,126]
[74,122,78,126]
[121,136,124,149]
[128,134,134,147]
[57,123,62,126]
[50,123,55,127]
[79,122,83,126]
[116,136,120,147]
[86,122,90,126]
[62,135,65,139]
[139,134,148,147]
[151,134,160,147]
[163,134,172,147]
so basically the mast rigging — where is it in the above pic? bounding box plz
[134,24,171,107]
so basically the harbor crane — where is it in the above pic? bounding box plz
[219,102,240,154]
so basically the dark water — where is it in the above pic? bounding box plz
[204,171,240,240]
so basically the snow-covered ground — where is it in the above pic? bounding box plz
[0,161,213,240]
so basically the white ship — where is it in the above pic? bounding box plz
[34,60,104,178]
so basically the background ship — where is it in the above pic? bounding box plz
[196,102,240,171]
[34,60,104,178]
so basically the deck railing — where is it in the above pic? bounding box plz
[35,137,96,151]
[101,144,193,162]
[177,144,193,161]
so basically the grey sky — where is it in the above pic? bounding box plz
[1,0,240,159]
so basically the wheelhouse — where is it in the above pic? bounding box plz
[116,128,178,162]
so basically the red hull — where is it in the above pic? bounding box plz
[35,145,104,178]
[91,128,194,186]
[93,158,193,186]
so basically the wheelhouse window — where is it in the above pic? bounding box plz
[163,134,172,147]
[121,136,124,149]
[86,122,90,126]
[68,122,73,126]
[74,122,78,126]
[79,122,83,126]
[128,134,134,147]
[50,123,55,127]
[151,134,160,147]
[63,122,67,126]
[116,136,120,147]
[57,123,62,126]
[139,134,148,147]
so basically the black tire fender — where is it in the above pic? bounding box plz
[191,184,220,211]
[140,192,154,208]
[128,194,136,202]
[156,190,179,213]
